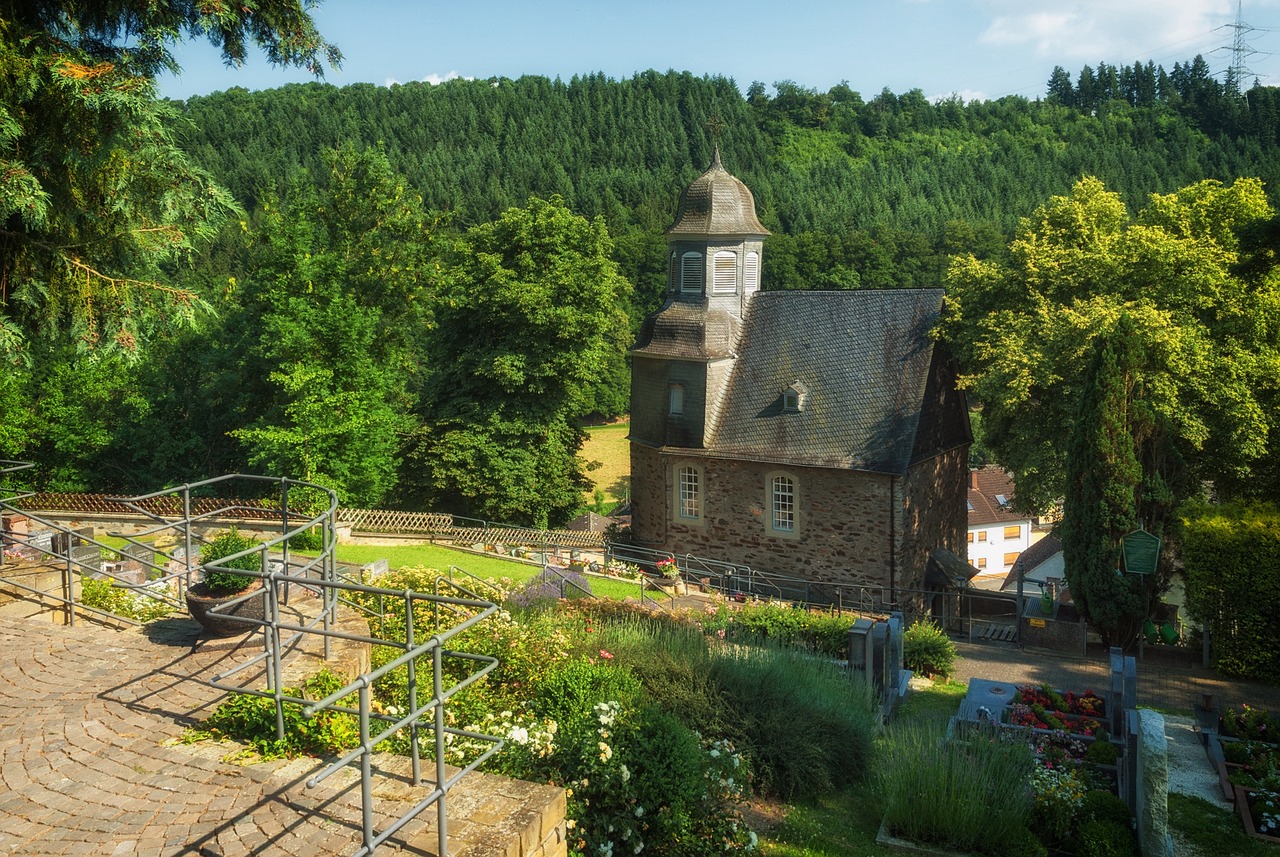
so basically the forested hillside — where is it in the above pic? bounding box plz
[5,58,1280,524]
[174,61,1280,297]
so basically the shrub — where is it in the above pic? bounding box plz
[708,643,877,800]
[199,529,260,594]
[903,619,958,679]
[507,567,593,610]
[1077,820,1136,857]
[193,668,358,759]
[532,656,641,730]
[1080,789,1131,827]
[80,577,173,622]
[286,526,324,551]
[1178,501,1280,682]
[715,600,851,657]
[1085,739,1120,766]
[881,723,1039,856]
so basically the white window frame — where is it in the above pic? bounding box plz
[712,250,737,294]
[677,465,701,520]
[669,384,684,416]
[680,252,703,294]
[745,251,760,293]
[765,471,799,538]
[772,476,795,531]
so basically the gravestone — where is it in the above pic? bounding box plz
[870,621,888,697]
[1109,648,1125,736]
[1136,709,1173,857]
[69,545,101,575]
[121,543,155,580]
[885,612,906,704]
[1123,656,1138,716]
[361,559,390,580]
[27,529,55,558]
[847,617,875,678]
[1124,709,1140,811]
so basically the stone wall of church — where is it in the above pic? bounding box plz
[645,455,898,589]
[629,443,668,547]
[898,446,970,591]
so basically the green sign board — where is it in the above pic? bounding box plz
[1122,529,1161,575]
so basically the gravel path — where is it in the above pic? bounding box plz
[1164,714,1229,807]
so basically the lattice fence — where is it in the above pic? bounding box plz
[20,492,283,521]
[11,493,605,549]
[338,508,605,549]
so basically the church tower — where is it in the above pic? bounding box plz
[629,150,769,450]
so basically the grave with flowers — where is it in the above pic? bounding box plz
[924,649,1174,857]
[1203,702,1280,842]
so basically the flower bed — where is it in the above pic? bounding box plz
[1006,702,1105,738]
[1235,786,1280,842]
[1004,684,1108,739]
[1221,703,1280,742]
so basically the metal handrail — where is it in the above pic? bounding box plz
[2,465,500,857]
[203,561,500,857]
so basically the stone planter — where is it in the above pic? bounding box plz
[185,581,266,637]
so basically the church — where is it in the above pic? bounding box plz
[628,151,971,602]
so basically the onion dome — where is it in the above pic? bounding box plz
[666,149,769,238]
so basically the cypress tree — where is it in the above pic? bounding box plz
[1061,321,1145,644]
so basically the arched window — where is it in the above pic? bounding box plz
[745,251,760,294]
[678,466,701,519]
[680,252,703,294]
[713,250,737,294]
[771,475,795,533]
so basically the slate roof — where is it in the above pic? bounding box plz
[631,302,741,360]
[967,466,1024,526]
[666,149,770,238]
[702,289,947,474]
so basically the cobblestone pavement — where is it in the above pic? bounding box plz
[0,613,478,856]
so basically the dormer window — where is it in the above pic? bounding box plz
[680,252,703,293]
[713,251,737,294]
[781,381,808,413]
[745,251,760,294]
[669,383,684,416]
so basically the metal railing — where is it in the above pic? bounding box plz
[1,463,502,857]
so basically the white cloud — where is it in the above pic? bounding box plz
[384,70,474,88]
[928,88,989,104]
[976,0,1236,63]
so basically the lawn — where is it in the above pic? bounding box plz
[581,420,630,506]
[330,541,665,603]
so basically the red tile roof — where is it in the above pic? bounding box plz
[967,466,1025,526]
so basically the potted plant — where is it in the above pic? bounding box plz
[653,558,687,595]
[185,529,265,636]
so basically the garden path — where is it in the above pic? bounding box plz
[0,611,559,856]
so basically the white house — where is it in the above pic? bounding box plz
[967,466,1032,580]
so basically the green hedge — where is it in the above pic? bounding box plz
[1177,501,1280,683]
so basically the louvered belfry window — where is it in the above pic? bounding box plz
[745,251,760,293]
[713,251,737,293]
[680,252,703,293]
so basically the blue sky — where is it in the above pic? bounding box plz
[159,0,1280,103]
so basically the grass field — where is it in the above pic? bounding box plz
[581,420,630,506]
[331,541,663,603]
